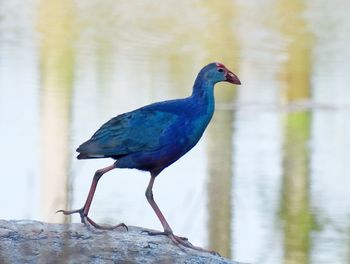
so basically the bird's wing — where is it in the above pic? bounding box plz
[77,109,180,158]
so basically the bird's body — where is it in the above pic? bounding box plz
[58,62,241,254]
[77,85,215,174]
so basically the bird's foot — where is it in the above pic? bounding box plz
[56,208,128,231]
[142,230,219,256]
[143,230,188,241]
[84,216,128,231]
[56,208,87,224]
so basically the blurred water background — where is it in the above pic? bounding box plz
[1,0,350,263]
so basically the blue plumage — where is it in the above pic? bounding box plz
[78,99,211,173]
[77,63,240,174]
[58,62,240,254]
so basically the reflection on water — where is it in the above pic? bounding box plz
[278,0,314,262]
[1,0,350,263]
[207,105,236,258]
[281,112,313,264]
[38,0,76,223]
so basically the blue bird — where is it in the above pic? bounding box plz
[58,62,241,253]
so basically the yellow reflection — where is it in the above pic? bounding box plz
[207,110,235,258]
[277,0,312,102]
[281,112,314,264]
[37,0,76,223]
[201,0,239,258]
[276,0,315,262]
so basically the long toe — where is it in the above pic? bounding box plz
[56,208,82,215]
[86,216,128,231]
[142,230,169,236]
[167,233,220,256]
[143,230,188,241]
[56,208,86,224]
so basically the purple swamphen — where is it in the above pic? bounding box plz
[58,62,241,253]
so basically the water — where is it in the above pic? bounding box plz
[1,0,350,263]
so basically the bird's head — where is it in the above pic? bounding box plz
[200,62,241,85]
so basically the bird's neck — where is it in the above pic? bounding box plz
[190,78,215,115]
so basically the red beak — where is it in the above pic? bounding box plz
[225,71,241,85]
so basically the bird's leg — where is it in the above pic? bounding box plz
[143,175,218,255]
[57,164,127,230]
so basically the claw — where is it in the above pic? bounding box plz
[141,230,170,236]
[56,208,86,224]
[57,208,128,231]
[86,216,128,231]
[56,208,82,216]
[142,230,188,241]
[142,229,218,255]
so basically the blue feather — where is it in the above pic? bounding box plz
[77,62,240,175]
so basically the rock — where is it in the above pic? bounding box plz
[0,220,241,264]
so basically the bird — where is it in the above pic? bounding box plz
[57,62,241,253]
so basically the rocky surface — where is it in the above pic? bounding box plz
[0,220,242,264]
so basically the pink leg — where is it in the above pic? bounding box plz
[57,164,127,230]
[144,174,219,255]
